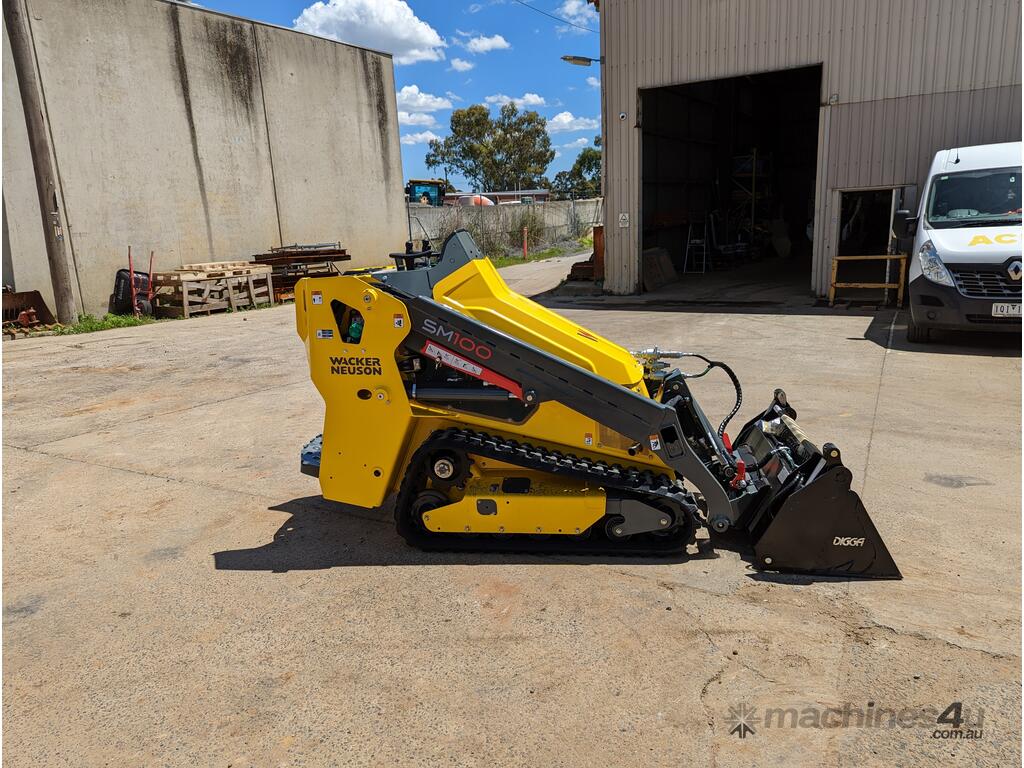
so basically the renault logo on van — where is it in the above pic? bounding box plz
[1008,261,1022,281]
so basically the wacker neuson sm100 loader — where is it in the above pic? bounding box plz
[295,231,900,579]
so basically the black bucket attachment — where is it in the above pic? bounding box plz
[733,391,901,580]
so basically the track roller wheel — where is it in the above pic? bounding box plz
[411,490,450,531]
[426,450,467,487]
[605,515,631,541]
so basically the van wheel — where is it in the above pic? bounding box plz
[907,319,931,343]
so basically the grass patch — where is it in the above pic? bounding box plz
[577,234,593,250]
[53,313,157,335]
[489,246,565,270]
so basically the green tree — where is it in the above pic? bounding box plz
[553,135,602,199]
[425,103,555,192]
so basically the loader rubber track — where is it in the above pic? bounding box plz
[394,428,700,556]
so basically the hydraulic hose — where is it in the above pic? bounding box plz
[674,353,743,438]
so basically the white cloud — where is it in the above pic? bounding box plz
[467,2,483,12]
[398,111,438,127]
[561,137,590,149]
[293,0,446,65]
[465,34,511,53]
[401,130,441,145]
[485,92,546,108]
[547,111,599,133]
[586,75,600,89]
[446,90,463,101]
[396,84,452,112]
[556,0,599,34]
[450,57,475,72]
[554,151,562,159]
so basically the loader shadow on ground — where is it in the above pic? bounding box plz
[214,496,709,570]
[214,497,862,582]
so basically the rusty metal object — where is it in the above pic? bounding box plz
[16,308,38,327]
[251,243,351,302]
[568,225,605,282]
[3,289,56,326]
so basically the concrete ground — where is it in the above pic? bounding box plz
[498,250,591,297]
[3,258,1020,767]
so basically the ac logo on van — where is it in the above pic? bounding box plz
[967,233,1019,246]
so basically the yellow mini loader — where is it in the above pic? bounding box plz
[295,231,900,579]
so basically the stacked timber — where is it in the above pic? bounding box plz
[251,243,350,302]
[153,261,274,319]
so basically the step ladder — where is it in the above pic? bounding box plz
[683,219,708,274]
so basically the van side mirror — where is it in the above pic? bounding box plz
[892,209,918,239]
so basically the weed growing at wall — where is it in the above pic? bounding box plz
[53,313,156,335]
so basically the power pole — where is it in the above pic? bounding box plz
[3,0,77,323]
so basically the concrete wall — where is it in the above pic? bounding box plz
[599,0,1023,294]
[2,0,407,316]
[412,199,604,244]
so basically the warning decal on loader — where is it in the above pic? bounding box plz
[649,434,661,451]
[421,342,525,400]
[424,342,483,375]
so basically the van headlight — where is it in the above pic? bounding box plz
[917,240,954,286]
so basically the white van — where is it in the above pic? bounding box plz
[893,142,1022,342]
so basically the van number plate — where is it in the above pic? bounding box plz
[991,303,1021,317]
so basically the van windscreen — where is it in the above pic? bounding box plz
[926,166,1022,228]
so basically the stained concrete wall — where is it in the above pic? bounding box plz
[2,0,407,316]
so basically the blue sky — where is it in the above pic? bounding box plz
[193,0,602,190]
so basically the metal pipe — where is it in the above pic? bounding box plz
[4,0,77,323]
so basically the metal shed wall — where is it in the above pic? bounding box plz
[600,0,1023,294]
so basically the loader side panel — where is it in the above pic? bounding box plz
[295,276,413,508]
[432,258,646,390]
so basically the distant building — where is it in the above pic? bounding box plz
[443,189,551,206]
[596,0,1022,295]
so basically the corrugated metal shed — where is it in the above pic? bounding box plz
[600,0,1023,294]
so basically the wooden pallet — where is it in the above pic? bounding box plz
[153,272,274,318]
[170,261,273,280]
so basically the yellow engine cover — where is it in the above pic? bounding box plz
[433,257,644,388]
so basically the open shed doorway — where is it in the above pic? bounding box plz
[639,65,822,297]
